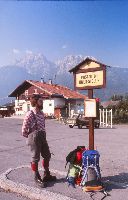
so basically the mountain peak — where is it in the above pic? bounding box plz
[14,52,56,78]
[15,53,49,67]
[55,54,85,74]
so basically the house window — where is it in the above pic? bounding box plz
[49,103,52,106]
[25,90,28,96]
[19,107,22,111]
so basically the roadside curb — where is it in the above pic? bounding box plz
[0,165,75,200]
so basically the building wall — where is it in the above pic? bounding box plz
[43,99,54,116]
[15,100,31,115]
[19,85,50,100]
[54,98,65,107]
[14,83,84,117]
[43,98,65,116]
[14,98,84,117]
[15,99,56,116]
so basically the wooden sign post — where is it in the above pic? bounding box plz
[69,57,107,150]
[88,89,94,149]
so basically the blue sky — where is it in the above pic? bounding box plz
[0,1,128,67]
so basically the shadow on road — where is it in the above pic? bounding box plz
[102,172,128,192]
[46,173,128,191]
[45,177,67,187]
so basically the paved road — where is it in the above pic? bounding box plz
[0,117,128,199]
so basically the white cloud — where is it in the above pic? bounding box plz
[62,45,67,49]
[25,50,33,54]
[12,48,20,54]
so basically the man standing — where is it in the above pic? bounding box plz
[22,94,56,187]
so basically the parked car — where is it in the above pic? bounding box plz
[69,114,100,129]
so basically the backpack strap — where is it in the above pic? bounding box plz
[81,165,101,186]
[89,188,109,200]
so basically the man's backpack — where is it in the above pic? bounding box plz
[82,149,100,168]
[81,150,109,199]
[66,149,108,199]
[81,150,101,188]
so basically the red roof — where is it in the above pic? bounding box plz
[9,80,86,100]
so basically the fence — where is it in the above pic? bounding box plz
[99,109,113,128]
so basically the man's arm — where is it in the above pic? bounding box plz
[42,111,45,128]
[22,112,31,138]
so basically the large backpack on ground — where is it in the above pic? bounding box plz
[81,150,109,199]
[81,150,101,188]
[66,149,108,199]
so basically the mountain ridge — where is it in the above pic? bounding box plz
[0,52,128,105]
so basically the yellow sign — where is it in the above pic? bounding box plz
[76,70,104,88]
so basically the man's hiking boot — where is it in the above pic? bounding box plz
[43,171,57,182]
[34,172,46,188]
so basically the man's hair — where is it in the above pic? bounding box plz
[31,94,42,101]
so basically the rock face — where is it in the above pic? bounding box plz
[0,52,128,104]
[14,53,57,81]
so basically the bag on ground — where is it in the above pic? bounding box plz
[66,146,85,187]
[81,150,103,191]
[65,146,85,167]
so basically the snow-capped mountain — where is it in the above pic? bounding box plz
[0,52,128,105]
[15,53,57,81]
[55,55,84,74]
[14,53,97,78]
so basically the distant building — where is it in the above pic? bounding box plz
[8,80,86,118]
[0,102,15,117]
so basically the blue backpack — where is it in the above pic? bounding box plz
[82,150,100,168]
[81,150,101,186]
[81,150,109,199]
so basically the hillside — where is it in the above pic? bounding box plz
[0,53,128,104]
